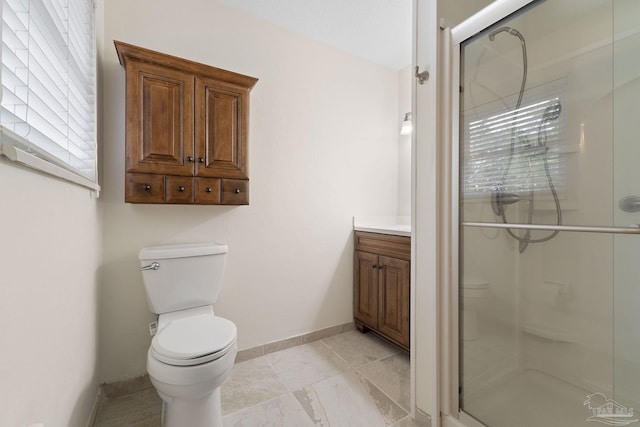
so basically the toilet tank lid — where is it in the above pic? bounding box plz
[139,242,228,260]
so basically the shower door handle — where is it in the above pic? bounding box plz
[620,196,640,213]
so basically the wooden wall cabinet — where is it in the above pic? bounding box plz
[114,41,258,205]
[354,231,410,351]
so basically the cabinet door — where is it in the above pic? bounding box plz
[378,255,410,348]
[354,251,379,328]
[125,60,195,175]
[195,76,249,179]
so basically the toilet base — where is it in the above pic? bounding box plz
[161,387,223,427]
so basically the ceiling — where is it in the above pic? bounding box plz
[218,0,413,70]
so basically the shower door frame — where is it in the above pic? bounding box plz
[443,1,538,426]
[444,0,640,425]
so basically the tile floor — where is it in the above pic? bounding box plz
[93,330,418,427]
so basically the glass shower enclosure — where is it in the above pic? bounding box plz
[455,0,640,425]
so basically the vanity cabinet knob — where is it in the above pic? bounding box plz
[177,186,185,192]
[234,188,241,194]
[198,157,204,163]
[372,265,378,269]
[142,184,151,191]
[205,187,212,193]
[187,156,194,162]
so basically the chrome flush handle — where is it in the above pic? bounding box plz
[140,262,160,271]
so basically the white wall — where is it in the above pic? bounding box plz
[0,164,101,427]
[100,0,401,382]
[397,66,412,217]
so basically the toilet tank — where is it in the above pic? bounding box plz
[138,242,228,314]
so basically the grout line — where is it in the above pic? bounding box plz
[222,392,291,419]
[262,351,302,396]
[356,353,411,414]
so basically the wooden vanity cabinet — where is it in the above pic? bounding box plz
[354,231,410,351]
[114,41,258,205]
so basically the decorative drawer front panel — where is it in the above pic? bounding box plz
[220,179,249,205]
[125,173,165,203]
[194,178,221,204]
[354,231,410,261]
[165,176,195,204]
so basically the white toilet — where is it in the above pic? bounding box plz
[138,242,237,427]
[461,276,490,341]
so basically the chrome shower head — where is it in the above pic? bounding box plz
[541,101,562,122]
[536,101,562,149]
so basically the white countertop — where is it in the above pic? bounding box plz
[353,216,411,237]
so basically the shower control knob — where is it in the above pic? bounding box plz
[620,196,640,213]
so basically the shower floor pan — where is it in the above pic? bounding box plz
[462,369,600,427]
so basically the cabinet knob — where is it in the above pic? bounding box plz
[198,157,204,163]
[177,186,185,192]
[234,188,241,194]
[372,265,378,269]
[187,156,194,162]
[142,184,151,191]
[205,187,212,193]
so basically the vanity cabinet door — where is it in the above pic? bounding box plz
[378,255,410,349]
[354,231,410,351]
[354,251,379,329]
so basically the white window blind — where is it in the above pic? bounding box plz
[462,79,567,197]
[0,0,97,187]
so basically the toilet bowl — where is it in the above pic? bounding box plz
[461,276,490,341]
[139,242,236,427]
[148,306,237,426]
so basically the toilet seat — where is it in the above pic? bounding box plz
[151,314,237,366]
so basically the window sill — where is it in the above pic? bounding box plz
[1,143,101,194]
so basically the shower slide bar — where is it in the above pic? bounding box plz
[463,222,640,235]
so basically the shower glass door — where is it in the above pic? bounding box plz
[457,0,640,426]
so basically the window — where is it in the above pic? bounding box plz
[0,0,98,190]
[462,79,567,198]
